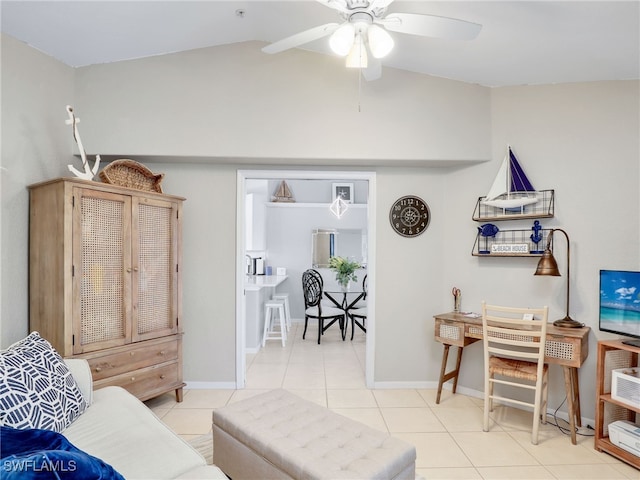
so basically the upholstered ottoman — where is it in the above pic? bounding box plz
[212,389,416,480]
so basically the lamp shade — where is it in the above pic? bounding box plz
[534,250,561,276]
[329,23,355,56]
[533,228,583,328]
[367,24,394,58]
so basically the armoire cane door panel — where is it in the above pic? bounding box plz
[132,197,179,342]
[73,188,132,354]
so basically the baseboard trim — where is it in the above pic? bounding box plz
[372,380,435,389]
[185,381,237,389]
[372,381,484,400]
[184,380,595,428]
[371,382,594,426]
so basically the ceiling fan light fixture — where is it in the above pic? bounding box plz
[345,33,368,68]
[329,23,355,56]
[367,24,394,58]
[262,2,483,81]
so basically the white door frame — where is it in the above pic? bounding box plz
[236,169,377,388]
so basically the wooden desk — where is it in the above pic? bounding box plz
[433,312,590,445]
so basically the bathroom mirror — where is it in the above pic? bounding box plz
[312,228,367,267]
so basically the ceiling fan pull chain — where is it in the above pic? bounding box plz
[358,68,362,112]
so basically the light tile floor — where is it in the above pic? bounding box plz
[146,324,638,479]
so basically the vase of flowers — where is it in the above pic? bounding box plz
[329,256,361,290]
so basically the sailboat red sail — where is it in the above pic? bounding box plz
[482,146,538,211]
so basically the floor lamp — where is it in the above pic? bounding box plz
[534,228,583,328]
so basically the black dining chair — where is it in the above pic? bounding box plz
[351,274,368,309]
[302,269,346,344]
[308,268,335,309]
[347,274,367,340]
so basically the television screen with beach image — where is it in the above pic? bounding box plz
[599,269,640,340]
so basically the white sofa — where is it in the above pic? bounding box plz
[63,359,227,479]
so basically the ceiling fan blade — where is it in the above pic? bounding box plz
[362,57,382,81]
[262,23,340,54]
[381,13,482,41]
[370,0,395,10]
[314,0,349,14]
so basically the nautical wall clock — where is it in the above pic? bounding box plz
[389,195,430,237]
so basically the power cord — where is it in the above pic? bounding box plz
[544,396,595,437]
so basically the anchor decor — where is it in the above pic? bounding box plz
[65,105,100,180]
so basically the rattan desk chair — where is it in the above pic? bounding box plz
[481,302,549,445]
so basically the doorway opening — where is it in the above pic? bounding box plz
[236,170,377,388]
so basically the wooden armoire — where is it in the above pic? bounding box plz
[29,178,186,402]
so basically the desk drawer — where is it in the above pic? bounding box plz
[545,335,584,367]
[435,319,477,347]
[82,338,179,381]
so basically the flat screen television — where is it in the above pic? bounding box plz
[599,269,640,347]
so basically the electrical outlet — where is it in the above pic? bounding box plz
[577,426,594,435]
[522,313,534,321]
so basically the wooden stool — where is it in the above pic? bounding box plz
[262,300,286,347]
[272,293,292,330]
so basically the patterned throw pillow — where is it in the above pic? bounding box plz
[0,332,88,432]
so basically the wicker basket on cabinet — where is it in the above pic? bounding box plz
[100,159,164,193]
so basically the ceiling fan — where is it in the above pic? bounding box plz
[262,0,482,81]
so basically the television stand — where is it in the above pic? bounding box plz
[595,339,639,469]
[621,339,640,348]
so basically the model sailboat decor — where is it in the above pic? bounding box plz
[272,180,295,202]
[473,146,554,221]
[482,146,538,211]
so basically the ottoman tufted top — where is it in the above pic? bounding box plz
[212,389,416,479]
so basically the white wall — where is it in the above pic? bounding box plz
[73,41,492,164]
[70,44,493,388]
[373,167,449,383]
[144,162,238,384]
[1,34,75,346]
[3,35,639,423]
[440,81,640,418]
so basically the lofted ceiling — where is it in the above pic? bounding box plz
[1,0,639,87]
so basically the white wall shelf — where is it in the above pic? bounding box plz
[472,189,555,221]
[472,228,551,257]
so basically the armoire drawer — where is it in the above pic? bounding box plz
[82,338,179,381]
[94,361,180,400]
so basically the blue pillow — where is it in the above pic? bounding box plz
[1,425,124,479]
